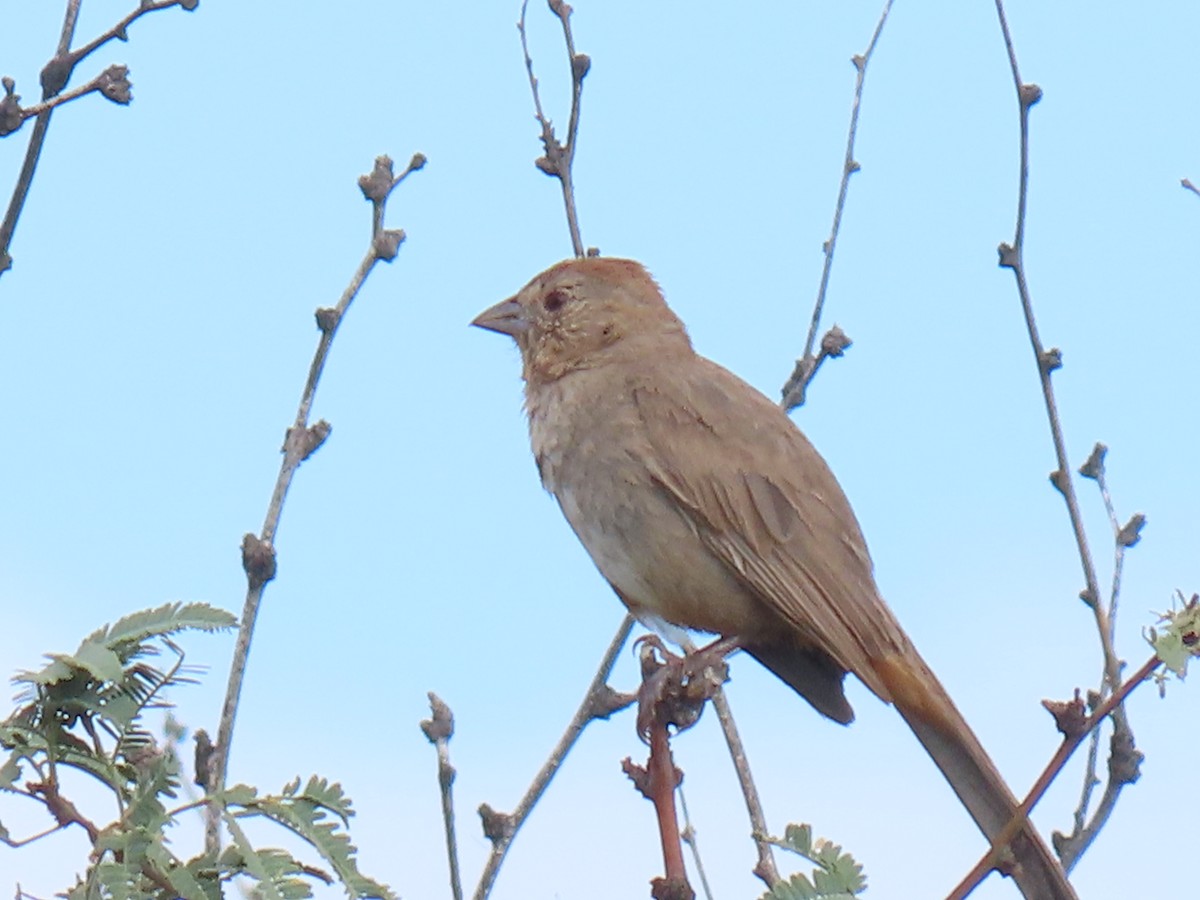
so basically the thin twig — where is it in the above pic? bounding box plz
[678,636,778,888]
[677,786,714,900]
[1067,697,1103,845]
[472,614,635,900]
[1056,446,1145,869]
[67,1,195,74]
[946,655,1161,900]
[1064,520,1112,846]
[0,0,194,278]
[517,0,589,257]
[204,153,423,854]
[421,694,462,900]
[0,0,80,275]
[11,66,130,123]
[991,0,1136,869]
[0,820,71,849]
[709,686,779,887]
[467,14,619,896]
[780,0,893,411]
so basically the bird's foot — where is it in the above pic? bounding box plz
[633,634,736,741]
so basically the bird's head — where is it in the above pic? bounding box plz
[472,257,692,384]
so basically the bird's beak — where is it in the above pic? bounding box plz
[471,296,526,337]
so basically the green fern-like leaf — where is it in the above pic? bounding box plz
[778,823,814,856]
[761,872,859,900]
[231,776,395,899]
[762,822,867,899]
[0,750,22,789]
[1,720,123,788]
[85,602,237,651]
[68,641,126,684]
[145,839,213,900]
[760,871,818,899]
[4,603,235,803]
[122,744,181,839]
[222,811,301,900]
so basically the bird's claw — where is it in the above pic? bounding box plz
[633,635,734,742]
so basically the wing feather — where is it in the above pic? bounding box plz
[630,359,910,703]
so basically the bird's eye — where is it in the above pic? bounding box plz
[543,289,568,313]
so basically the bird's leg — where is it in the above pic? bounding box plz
[684,634,741,674]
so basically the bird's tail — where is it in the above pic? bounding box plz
[871,650,1077,900]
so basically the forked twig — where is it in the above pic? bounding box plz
[518,0,590,257]
[0,0,196,277]
[1056,445,1145,868]
[991,0,1138,873]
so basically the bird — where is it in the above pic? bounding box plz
[472,256,1076,900]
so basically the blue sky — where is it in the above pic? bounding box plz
[1,2,1197,899]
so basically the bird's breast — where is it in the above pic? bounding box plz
[526,372,764,637]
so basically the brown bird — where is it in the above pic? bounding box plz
[472,257,1076,900]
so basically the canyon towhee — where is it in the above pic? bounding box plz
[473,257,1075,900]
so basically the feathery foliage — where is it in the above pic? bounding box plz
[759,823,867,900]
[2,605,394,899]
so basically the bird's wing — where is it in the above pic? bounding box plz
[629,357,909,702]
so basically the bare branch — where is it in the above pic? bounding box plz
[988,1,1147,873]
[517,0,590,257]
[781,0,893,411]
[677,786,715,900]
[421,693,463,900]
[947,654,1161,900]
[990,3,1137,871]
[0,0,195,278]
[1051,446,1146,869]
[472,614,635,900]
[205,152,423,853]
[676,635,779,887]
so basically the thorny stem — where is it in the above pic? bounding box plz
[518,0,588,257]
[472,614,635,900]
[947,655,1161,900]
[205,153,422,854]
[780,0,893,410]
[0,0,193,278]
[991,0,1136,870]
